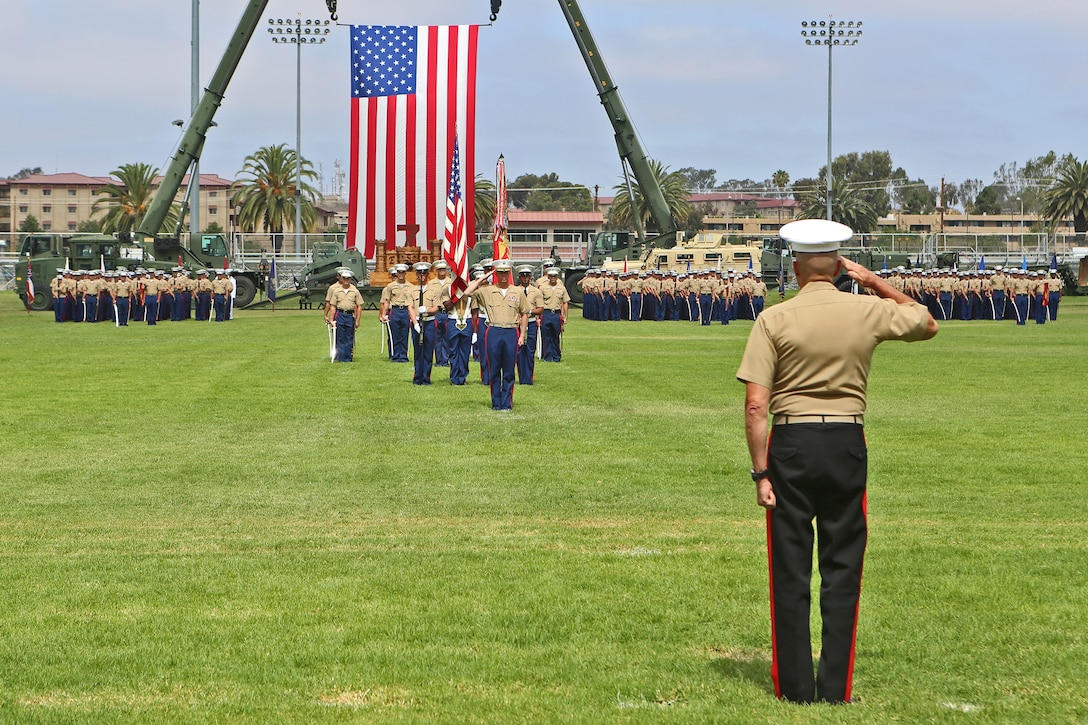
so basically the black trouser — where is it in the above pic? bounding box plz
[766,422,867,704]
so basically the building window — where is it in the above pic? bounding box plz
[42,189,52,196]
[68,189,77,196]
[42,205,52,214]
[43,222,52,230]
[68,206,77,214]
[19,205,28,213]
[209,206,218,215]
[68,222,78,231]
[19,188,28,195]
[209,191,218,198]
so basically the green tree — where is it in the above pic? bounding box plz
[231,144,319,249]
[819,150,894,217]
[1042,157,1088,241]
[507,172,590,211]
[676,167,718,193]
[796,177,878,232]
[76,219,102,233]
[772,169,790,196]
[203,221,224,235]
[93,162,179,234]
[19,214,41,233]
[971,184,1004,215]
[474,175,496,234]
[6,166,42,181]
[607,159,691,235]
[897,179,937,215]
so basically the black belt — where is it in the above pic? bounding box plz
[392,305,408,309]
[544,308,562,312]
[773,414,863,425]
[336,308,355,313]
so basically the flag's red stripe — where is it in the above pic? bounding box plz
[405,92,417,247]
[445,27,459,254]
[365,98,379,258]
[348,99,361,252]
[464,25,478,250]
[426,25,440,249]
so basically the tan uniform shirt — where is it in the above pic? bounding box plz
[381,281,416,307]
[540,282,570,310]
[328,284,364,312]
[521,284,544,317]
[471,284,530,326]
[737,281,932,416]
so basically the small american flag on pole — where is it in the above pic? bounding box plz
[348,24,478,258]
[443,135,470,300]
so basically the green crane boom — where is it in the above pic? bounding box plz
[557,0,679,248]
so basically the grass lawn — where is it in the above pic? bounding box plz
[0,292,1086,723]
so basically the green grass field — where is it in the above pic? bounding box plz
[1,292,1086,723]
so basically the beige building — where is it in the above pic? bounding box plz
[0,172,234,236]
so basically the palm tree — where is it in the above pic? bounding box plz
[607,159,691,235]
[94,162,179,233]
[772,169,790,195]
[473,174,496,234]
[796,177,878,233]
[230,144,319,249]
[1042,157,1088,241]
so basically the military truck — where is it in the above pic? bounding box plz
[14,232,261,311]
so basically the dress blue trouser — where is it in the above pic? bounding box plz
[753,296,765,319]
[991,291,1005,320]
[435,312,450,365]
[447,320,472,385]
[541,310,562,362]
[160,293,173,321]
[1049,292,1060,320]
[485,326,517,410]
[517,319,539,383]
[412,319,436,382]
[85,294,98,323]
[1035,294,1046,324]
[388,307,410,362]
[147,296,160,325]
[213,294,226,322]
[1015,294,1028,324]
[335,310,356,362]
[116,297,130,326]
[699,294,713,325]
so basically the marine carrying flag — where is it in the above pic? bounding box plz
[443,135,470,301]
[348,24,478,258]
[25,260,35,308]
[267,254,277,303]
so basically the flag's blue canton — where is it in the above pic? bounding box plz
[448,139,462,201]
[351,25,417,98]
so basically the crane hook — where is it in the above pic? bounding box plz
[326,0,338,22]
[490,0,502,22]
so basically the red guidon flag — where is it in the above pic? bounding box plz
[442,135,470,301]
[348,24,478,258]
[493,154,509,261]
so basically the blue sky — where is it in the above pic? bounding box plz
[4,0,1088,196]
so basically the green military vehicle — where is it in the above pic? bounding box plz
[14,232,261,311]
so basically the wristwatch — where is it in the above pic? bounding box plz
[750,468,770,482]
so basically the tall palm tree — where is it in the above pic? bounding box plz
[1042,157,1088,241]
[607,159,691,235]
[474,174,496,234]
[231,144,319,247]
[94,162,179,233]
[796,177,878,233]
[772,169,790,195]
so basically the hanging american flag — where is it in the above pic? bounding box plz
[493,154,509,261]
[348,24,478,259]
[443,136,470,301]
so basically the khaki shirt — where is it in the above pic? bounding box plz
[472,284,530,325]
[114,279,133,298]
[737,281,932,417]
[422,280,447,313]
[540,282,570,310]
[381,281,416,307]
[328,284,364,312]
[521,284,544,316]
[211,278,232,294]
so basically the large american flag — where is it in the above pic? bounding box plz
[443,136,470,301]
[348,24,478,258]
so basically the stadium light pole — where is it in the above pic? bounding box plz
[268,17,330,253]
[801,18,862,221]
